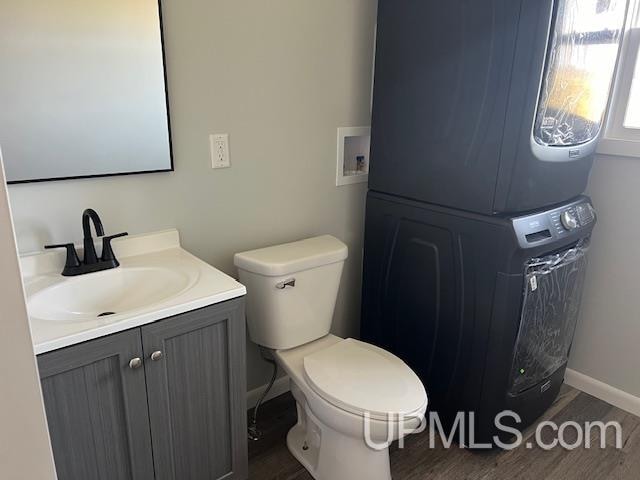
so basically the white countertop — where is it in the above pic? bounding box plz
[21,229,246,354]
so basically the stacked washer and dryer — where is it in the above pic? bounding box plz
[361,0,629,444]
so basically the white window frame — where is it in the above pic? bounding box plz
[599,0,640,157]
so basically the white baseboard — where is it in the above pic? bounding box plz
[246,376,291,410]
[565,368,640,418]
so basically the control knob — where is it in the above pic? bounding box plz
[560,210,578,230]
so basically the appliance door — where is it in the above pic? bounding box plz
[532,0,627,155]
[508,241,589,395]
[496,0,628,212]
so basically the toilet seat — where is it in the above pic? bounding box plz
[303,338,427,421]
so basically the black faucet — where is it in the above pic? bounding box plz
[44,209,128,276]
[82,208,104,265]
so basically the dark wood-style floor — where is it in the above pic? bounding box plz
[248,386,640,480]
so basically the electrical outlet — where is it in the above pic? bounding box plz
[210,134,230,169]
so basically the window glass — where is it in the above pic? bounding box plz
[534,0,627,146]
[623,10,640,129]
[624,52,640,127]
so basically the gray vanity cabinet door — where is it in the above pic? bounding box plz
[141,298,248,480]
[37,330,155,480]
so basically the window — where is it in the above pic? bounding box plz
[599,0,640,156]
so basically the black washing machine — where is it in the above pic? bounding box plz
[361,192,595,444]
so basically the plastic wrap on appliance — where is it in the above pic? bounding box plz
[533,0,626,147]
[509,239,590,395]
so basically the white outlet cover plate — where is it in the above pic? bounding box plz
[210,134,230,169]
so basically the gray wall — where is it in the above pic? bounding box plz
[8,0,377,391]
[569,154,640,398]
[0,154,57,479]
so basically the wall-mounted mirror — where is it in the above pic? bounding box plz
[0,0,172,184]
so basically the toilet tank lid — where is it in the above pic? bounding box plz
[234,235,348,276]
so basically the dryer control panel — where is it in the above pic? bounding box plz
[511,197,596,249]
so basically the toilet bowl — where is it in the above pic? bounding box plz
[276,334,427,480]
[235,235,428,480]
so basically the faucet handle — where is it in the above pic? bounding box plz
[101,232,128,263]
[44,243,81,275]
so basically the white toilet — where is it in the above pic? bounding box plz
[235,235,428,480]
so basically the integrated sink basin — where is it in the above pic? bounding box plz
[22,229,246,354]
[28,266,193,323]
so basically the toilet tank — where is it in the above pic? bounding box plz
[234,235,348,350]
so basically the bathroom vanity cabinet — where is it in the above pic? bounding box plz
[37,298,248,480]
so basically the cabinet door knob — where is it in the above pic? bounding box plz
[129,357,143,369]
[150,350,164,361]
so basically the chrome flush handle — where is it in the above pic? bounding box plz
[276,278,296,289]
